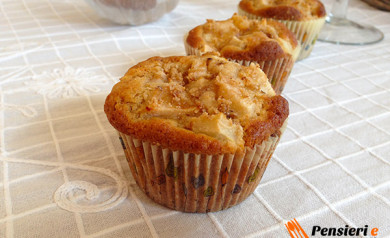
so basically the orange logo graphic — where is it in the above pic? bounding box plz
[285,218,309,238]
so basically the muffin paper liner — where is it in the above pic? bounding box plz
[237,7,325,61]
[117,121,287,213]
[185,38,298,94]
[85,0,179,25]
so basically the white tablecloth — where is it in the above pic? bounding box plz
[1,0,390,237]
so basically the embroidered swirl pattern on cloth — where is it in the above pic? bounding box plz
[0,104,37,118]
[1,0,390,238]
[27,67,110,99]
[53,164,128,213]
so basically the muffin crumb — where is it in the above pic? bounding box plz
[105,54,288,154]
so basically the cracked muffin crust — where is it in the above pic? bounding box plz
[186,14,299,62]
[185,14,299,94]
[239,0,326,21]
[238,0,326,60]
[105,54,289,154]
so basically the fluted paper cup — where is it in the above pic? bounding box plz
[117,121,287,213]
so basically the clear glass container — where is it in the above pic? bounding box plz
[85,0,179,25]
[318,0,384,45]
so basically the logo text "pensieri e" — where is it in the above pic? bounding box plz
[311,225,378,237]
[285,218,379,238]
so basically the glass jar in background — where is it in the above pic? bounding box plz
[85,0,179,25]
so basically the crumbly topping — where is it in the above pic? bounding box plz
[187,14,298,60]
[105,54,288,154]
[239,0,326,20]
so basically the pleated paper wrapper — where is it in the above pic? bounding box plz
[184,39,299,94]
[238,6,325,61]
[117,122,287,213]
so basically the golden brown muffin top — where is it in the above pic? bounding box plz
[186,14,299,62]
[105,54,289,154]
[239,0,326,21]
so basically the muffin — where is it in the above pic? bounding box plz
[85,0,179,25]
[238,0,326,60]
[185,14,300,94]
[104,54,289,213]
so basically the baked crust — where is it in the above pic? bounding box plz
[239,0,326,21]
[186,14,298,62]
[242,95,288,148]
[105,54,289,154]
